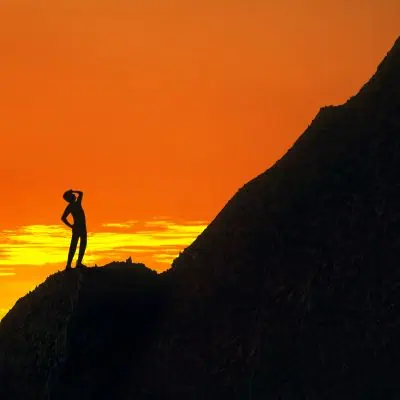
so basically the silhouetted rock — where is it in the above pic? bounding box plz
[136,36,400,399]
[1,36,400,399]
[0,262,163,400]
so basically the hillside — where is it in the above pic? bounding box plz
[135,36,400,399]
[0,261,163,399]
[1,36,400,399]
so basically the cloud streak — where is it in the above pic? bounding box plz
[0,218,207,271]
[0,218,208,319]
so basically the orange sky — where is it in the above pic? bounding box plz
[0,0,399,318]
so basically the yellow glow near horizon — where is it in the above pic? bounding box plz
[0,218,208,320]
[0,219,207,269]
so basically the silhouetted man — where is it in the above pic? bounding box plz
[61,189,87,270]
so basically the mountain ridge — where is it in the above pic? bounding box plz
[171,34,400,279]
[140,35,400,399]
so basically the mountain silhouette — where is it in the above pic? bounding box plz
[1,36,400,399]
[0,261,163,399]
[135,36,400,399]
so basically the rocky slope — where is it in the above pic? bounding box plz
[0,261,163,400]
[136,36,400,399]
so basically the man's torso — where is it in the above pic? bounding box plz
[70,203,86,231]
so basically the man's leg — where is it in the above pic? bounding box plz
[66,233,79,269]
[76,231,87,267]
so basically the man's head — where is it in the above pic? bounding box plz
[63,190,75,203]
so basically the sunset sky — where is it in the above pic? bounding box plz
[0,0,399,319]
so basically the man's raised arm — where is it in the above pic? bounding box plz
[72,190,83,204]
